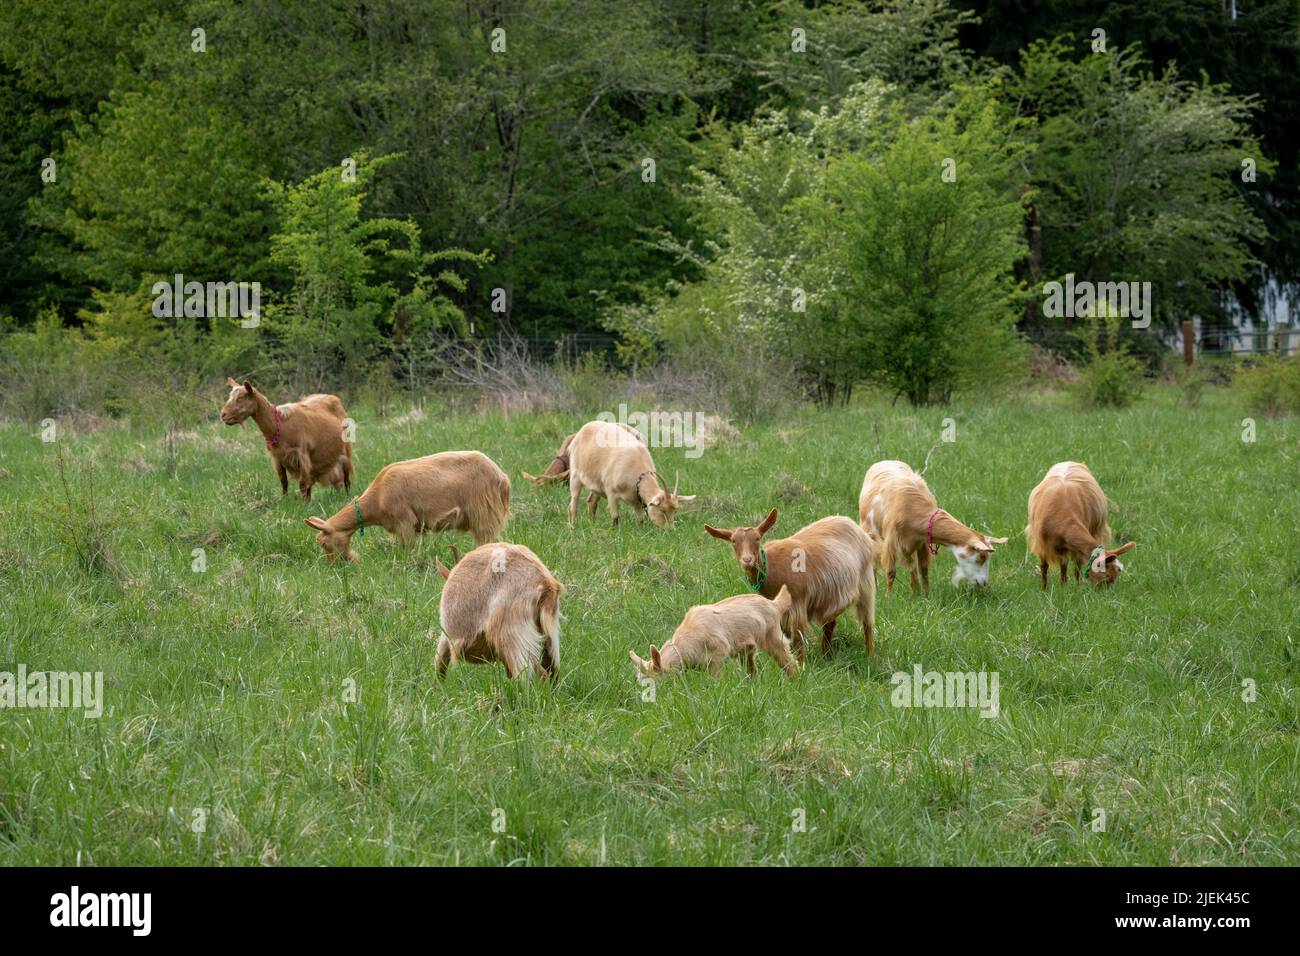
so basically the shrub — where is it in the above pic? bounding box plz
[1076,312,1145,408]
[1235,355,1300,416]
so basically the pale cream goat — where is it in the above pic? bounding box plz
[434,543,564,681]
[629,585,800,679]
[1026,461,1135,588]
[858,459,1008,591]
[565,420,692,528]
[704,510,877,660]
[305,451,509,561]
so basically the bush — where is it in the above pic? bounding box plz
[1076,312,1145,408]
[1235,355,1300,416]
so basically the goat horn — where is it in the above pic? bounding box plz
[674,471,680,496]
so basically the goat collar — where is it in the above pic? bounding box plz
[352,498,365,536]
[265,403,282,448]
[746,544,768,592]
[634,470,660,506]
[926,509,942,555]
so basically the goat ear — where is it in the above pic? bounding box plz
[973,540,995,554]
[628,649,647,672]
[226,376,238,387]
[433,507,462,531]
[758,508,778,535]
[241,379,254,392]
[675,494,696,505]
[305,517,330,531]
[704,524,732,541]
[987,535,1009,545]
[1111,541,1135,557]
[649,645,661,669]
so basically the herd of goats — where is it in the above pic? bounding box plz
[219,378,1137,682]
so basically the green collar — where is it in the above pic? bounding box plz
[352,498,365,536]
[746,544,767,592]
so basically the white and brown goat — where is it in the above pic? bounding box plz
[304,451,509,561]
[565,420,692,528]
[858,459,1008,591]
[220,378,354,500]
[704,510,876,660]
[1026,461,1135,588]
[629,585,801,680]
[434,543,563,681]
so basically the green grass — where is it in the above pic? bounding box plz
[0,386,1296,865]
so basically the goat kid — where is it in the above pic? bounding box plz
[629,585,801,679]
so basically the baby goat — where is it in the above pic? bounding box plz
[704,510,876,660]
[305,451,509,561]
[629,586,800,679]
[565,420,692,529]
[1026,461,1135,588]
[435,543,564,681]
[858,459,1008,591]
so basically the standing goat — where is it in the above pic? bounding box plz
[704,510,876,659]
[1026,461,1135,587]
[304,451,509,561]
[565,420,692,528]
[220,378,354,500]
[858,459,1008,591]
[629,586,801,680]
[434,543,563,681]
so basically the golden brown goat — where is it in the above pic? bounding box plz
[220,378,354,500]
[704,510,877,660]
[304,451,509,561]
[1026,461,1135,588]
[858,459,1008,591]
[628,585,801,679]
[565,420,692,528]
[434,543,564,681]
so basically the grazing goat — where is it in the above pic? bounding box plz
[522,433,576,487]
[304,451,509,561]
[434,543,563,681]
[1026,461,1135,588]
[565,420,692,528]
[704,510,876,660]
[858,459,1008,591]
[629,586,800,679]
[220,378,354,500]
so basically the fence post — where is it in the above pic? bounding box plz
[1182,320,1194,366]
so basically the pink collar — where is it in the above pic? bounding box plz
[265,404,281,448]
[926,509,941,555]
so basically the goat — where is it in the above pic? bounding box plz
[629,585,800,679]
[220,378,354,500]
[565,420,692,528]
[522,433,575,487]
[858,459,1008,591]
[434,543,563,681]
[704,510,876,660]
[304,451,509,561]
[1026,461,1135,587]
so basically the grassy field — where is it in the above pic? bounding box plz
[0,385,1296,865]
